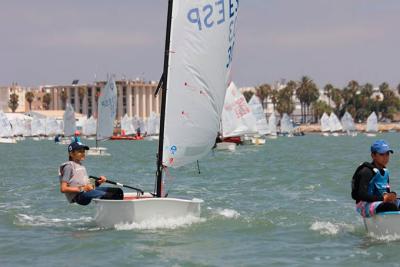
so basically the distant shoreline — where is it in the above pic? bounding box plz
[297,123,400,133]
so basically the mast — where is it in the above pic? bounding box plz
[155,0,173,198]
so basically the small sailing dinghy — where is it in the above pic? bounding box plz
[87,76,117,156]
[363,212,400,236]
[60,103,76,144]
[94,0,239,227]
[365,112,378,137]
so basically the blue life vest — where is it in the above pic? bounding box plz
[367,168,390,197]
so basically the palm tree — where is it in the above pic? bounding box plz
[8,93,19,112]
[296,76,319,123]
[270,89,279,112]
[313,100,332,122]
[276,84,295,116]
[42,93,52,110]
[25,91,34,110]
[323,84,334,107]
[331,88,342,114]
[255,83,271,110]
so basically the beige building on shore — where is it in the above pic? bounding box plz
[0,79,161,120]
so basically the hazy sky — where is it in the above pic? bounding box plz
[1,0,399,89]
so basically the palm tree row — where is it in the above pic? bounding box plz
[249,77,400,123]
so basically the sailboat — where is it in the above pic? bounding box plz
[341,111,357,136]
[365,111,378,137]
[320,112,330,136]
[247,95,268,145]
[267,112,277,139]
[221,81,258,145]
[279,113,294,137]
[87,76,117,156]
[60,103,76,144]
[328,112,343,136]
[0,111,17,144]
[93,0,238,227]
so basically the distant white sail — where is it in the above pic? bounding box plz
[320,112,330,132]
[63,103,76,137]
[96,76,117,140]
[280,113,293,134]
[328,113,343,132]
[222,82,258,138]
[10,118,24,136]
[31,117,46,136]
[0,111,13,137]
[121,114,135,135]
[45,117,59,136]
[146,112,160,135]
[82,116,97,136]
[248,95,269,135]
[341,111,356,132]
[366,112,378,132]
[162,1,238,168]
[268,112,277,136]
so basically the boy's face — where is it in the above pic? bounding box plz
[371,152,390,168]
[70,149,86,162]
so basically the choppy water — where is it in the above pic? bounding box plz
[2,133,400,266]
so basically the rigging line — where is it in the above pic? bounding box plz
[154,73,164,97]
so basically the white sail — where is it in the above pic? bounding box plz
[31,117,46,136]
[328,113,343,132]
[121,114,135,135]
[0,111,13,137]
[96,77,117,140]
[248,95,269,135]
[63,103,76,137]
[45,117,59,136]
[341,111,356,132]
[146,112,160,136]
[10,118,24,136]
[162,0,238,168]
[320,112,330,132]
[268,112,277,136]
[280,113,293,134]
[366,112,378,133]
[222,82,258,138]
[82,116,97,136]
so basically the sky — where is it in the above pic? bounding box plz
[1,0,399,89]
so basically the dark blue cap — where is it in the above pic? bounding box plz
[68,141,89,152]
[371,139,393,154]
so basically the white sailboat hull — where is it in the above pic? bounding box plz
[215,142,236,151]
[93,193,203,228]
[0,137,17,144]
[363,212,400,236]
[87,147,110,156]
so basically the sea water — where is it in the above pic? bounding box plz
[2,133,400,266]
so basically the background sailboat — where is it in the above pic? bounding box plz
[221,81,258,145]
[60,103,76,144]
[87,76,117,156]
[267,112,277,139]
[320,112,330,136]
[0,111,16,143]
[366,111,378,136]
[93,0,238,227]
[341,111,357,136]
[328,112,343,136]
[247,95,268,145]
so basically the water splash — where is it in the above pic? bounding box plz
[114,215,205,230]
[310,221,355,235]
[15,213,92,227]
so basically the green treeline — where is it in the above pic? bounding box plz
[243,76,400,123]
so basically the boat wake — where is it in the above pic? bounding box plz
[310,221,355,235]
[114,215,205,231]
[367,232,400,241]
[15,213,92,227]
[213,208,240,219]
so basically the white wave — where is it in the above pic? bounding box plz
[114,215,205,230]
[308,198,337,202]
[310,221,355,235]
[215,208,240,219]
[15,213,92,227]
[305,184,320,191]
[368,232,400,242]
